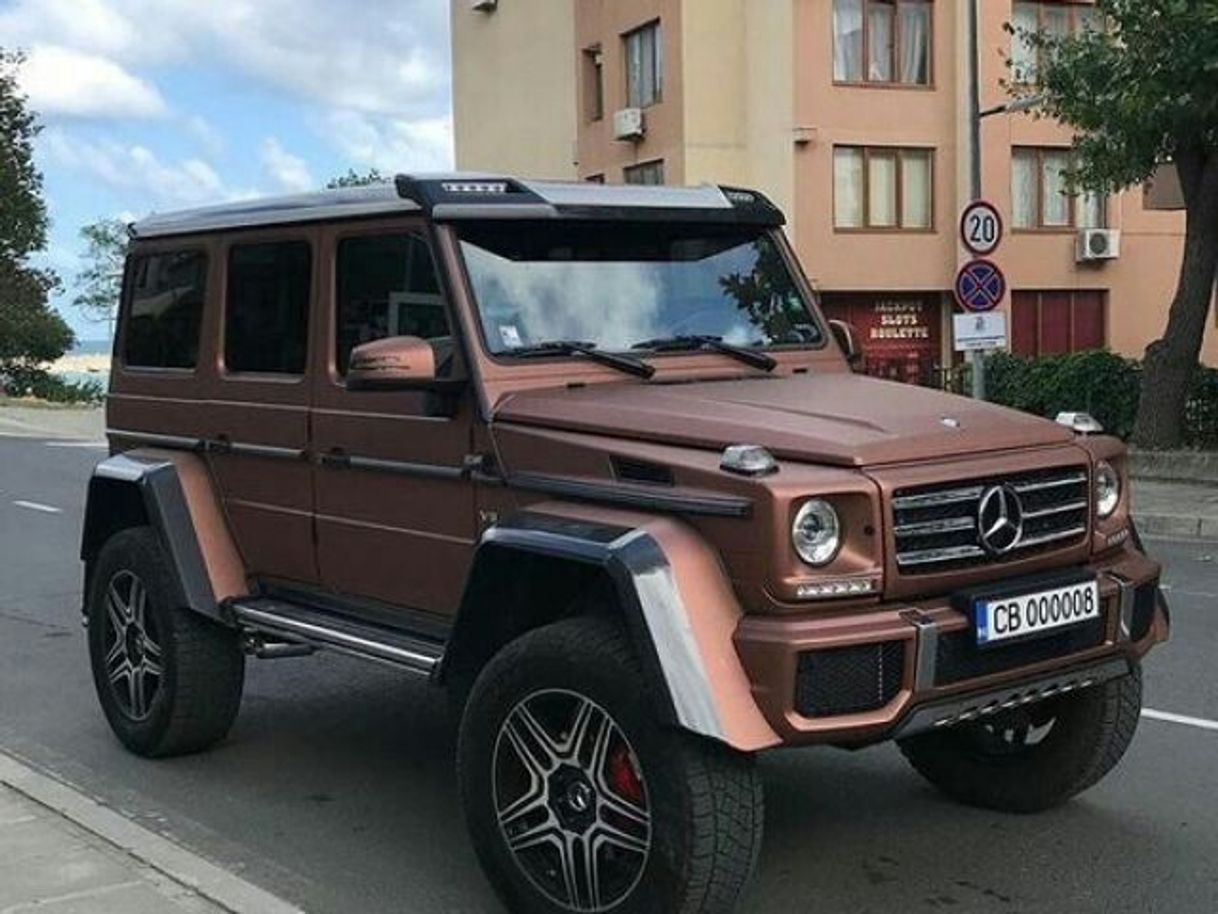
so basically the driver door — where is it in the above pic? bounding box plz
[310,219,477,619]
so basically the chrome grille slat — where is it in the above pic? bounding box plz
[894,466,1090,573]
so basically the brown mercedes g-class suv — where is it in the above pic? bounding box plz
[83,175,1167,914]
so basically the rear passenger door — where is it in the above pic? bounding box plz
[310,220,477,619]
[202,232,318,586]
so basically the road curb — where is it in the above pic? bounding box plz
[1135,512,1218,541]
[0,749,304,914]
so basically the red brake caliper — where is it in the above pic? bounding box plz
[606,744,644,806]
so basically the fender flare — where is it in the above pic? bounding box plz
[82,449,248,621]
[448,507,781,752]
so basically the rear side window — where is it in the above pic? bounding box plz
[335,233,449,375]
[225,241,312,374]
[123,250,207,369]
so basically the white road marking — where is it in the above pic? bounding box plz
[12,500,61,514]
[44,440,107,449]
[1142,708,1218,733]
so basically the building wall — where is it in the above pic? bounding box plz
[451,0,578,178]
[575,0,685,184]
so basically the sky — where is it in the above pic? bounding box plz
[1,0,455,342]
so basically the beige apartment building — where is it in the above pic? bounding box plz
[452,0,1205,385]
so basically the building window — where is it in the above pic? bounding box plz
[1011,2,1103,84]
[1012,147,1106,230]
[335,233,449,376]
[624,160,665,185]
[122,250,207,370]
[225,241,311,375]
[624,21,662,107]
[1011,290,1105,357]
[834,146,933,230]
[833,0,932,86]
[582,46,604,121]
[585,173,606,184]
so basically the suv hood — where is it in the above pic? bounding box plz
[494,372,1075,468]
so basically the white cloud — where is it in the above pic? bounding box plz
[183,114,225,157]
[17,45,167,119]
[42,130,229,207]
[325,111,454,175]
[261,138,314,193]
[1,0,450,120]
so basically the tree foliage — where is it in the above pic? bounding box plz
[1015,1,1218,448]
[326,168,389,189]
[73,218,128,326]
[0,49,72,388]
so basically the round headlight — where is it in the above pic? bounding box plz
[792,499,841,566]
[1095,461,1121,518]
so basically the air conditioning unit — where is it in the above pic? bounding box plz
[613,107,646,141]
[470,0,497,10]
[1076,228,1120,262]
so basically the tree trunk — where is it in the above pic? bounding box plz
[1132,149,1218,449]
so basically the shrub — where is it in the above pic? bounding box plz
[0,368,104,405]
[983,349,1218,448]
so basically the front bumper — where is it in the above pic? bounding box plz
[733,543,1168,747]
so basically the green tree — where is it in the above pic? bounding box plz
[1016,1,1218,448]
[73,218,128,331]
[326,168,389,189]
[0,49,72,390]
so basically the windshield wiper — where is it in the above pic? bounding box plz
[507,340,656,379]
[631,335,777,372]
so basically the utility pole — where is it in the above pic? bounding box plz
[967,0,986,400]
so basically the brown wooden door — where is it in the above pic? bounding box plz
[310,219,477,617]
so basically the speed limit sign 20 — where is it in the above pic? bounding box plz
[960,200,1003,257]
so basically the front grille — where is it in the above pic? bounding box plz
[935,615,1107,686]
[795,641,905,717]
[893,466,1090,574]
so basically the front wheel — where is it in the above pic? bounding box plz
[457,617,763,914]
[898,667,1142,813]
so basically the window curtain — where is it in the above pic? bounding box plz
[868,151,898,227]
[833,0,864,81]
[834,148,865,228]
[1042,150,1071,225]
[1011,2,1038,83]
[898,1,930,84]
[901,151,932,228]
[868,1,895,82]
[1011,150,1037,228]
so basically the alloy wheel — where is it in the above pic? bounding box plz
[492,689,651,912]
[101,569,164,721]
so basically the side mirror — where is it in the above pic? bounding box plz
[346,336,436,391]
[828,319,863,371]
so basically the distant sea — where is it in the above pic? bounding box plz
[54,339,113,388]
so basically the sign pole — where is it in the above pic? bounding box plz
[967,0,986,401]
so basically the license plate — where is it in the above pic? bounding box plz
[975,579,1100,646]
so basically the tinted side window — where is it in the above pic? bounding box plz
[123,250,207,369]
[225,241,311,374]
[335,233,450,375]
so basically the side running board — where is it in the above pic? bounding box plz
[230,599,444,677]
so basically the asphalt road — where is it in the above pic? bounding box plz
[0,434,1215,914]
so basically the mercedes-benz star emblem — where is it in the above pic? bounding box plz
[977,484,1024,555]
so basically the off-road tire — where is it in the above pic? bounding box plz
[457,616,764,914]
[87,526,245,757]
[898,667,1142,813]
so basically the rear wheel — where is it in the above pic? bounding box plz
[458,617,763,914]
[898,668,1142,813]
[87,527,245,757]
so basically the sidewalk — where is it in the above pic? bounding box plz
[0,404,104,441]
[0,752,302,914]
[1133,479,1218,540]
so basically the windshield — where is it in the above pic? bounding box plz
[457,222,823,355]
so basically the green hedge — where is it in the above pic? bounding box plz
[983,350,1218,448]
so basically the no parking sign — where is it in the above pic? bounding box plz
[954,259,1006,313]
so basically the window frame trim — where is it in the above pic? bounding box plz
[623,158,666,186]
[831,0,936,90]
[832,144,937,234]
[582,44,605,123]
[1011,1,1099,87]
[1011,145,1108,233]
